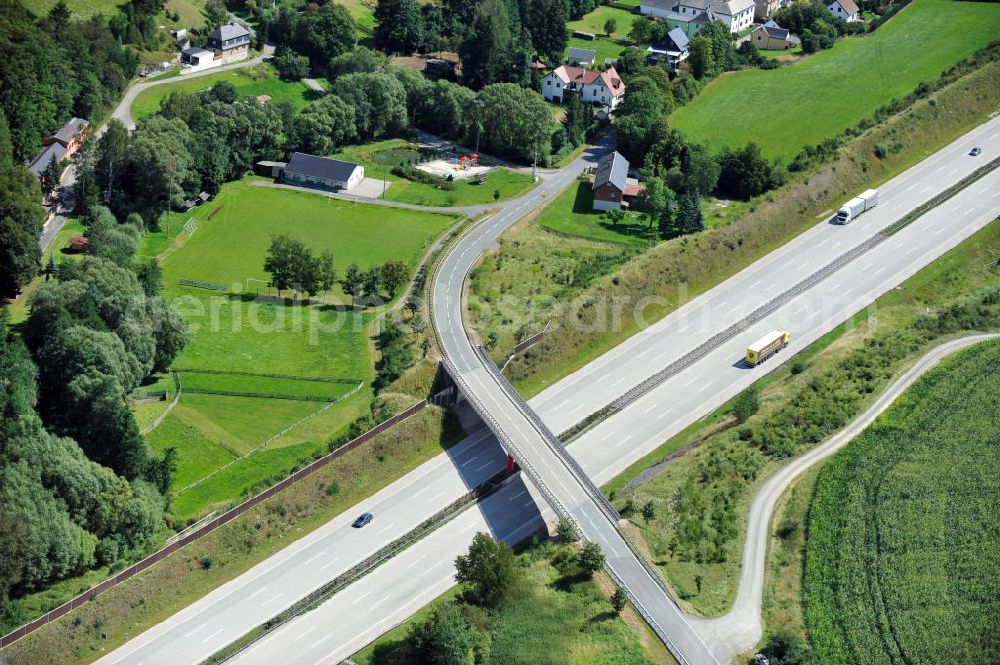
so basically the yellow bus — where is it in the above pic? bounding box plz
[746,330,790,366]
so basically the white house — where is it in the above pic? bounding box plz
[827,0,860,21]
[640,0,756,35]
[283,152,365,192]
[647,27,690,68]
[542,65,626,111]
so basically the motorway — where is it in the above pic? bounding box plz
[90,117,1000,665]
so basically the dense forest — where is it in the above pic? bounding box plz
[0,0,191,626]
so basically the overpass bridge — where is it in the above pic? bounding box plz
[429,185,721,665]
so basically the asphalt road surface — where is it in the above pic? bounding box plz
[90,117,1000,665]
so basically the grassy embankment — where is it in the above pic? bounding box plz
[131,64,321,121]
[802,339,1000,665]
[332,139,538,207]
[473,56,1000,398]
[564,5,641,65]
[352,540,673,665]
[29,0,205,28]
[139,177,457,520]
[606,218,1000,620]
[0,406,464,665]
[671,0,1000,159]
[7,218,86,324]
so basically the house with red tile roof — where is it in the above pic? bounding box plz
[541,65,626,111]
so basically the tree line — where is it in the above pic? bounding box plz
[0,200,188,616]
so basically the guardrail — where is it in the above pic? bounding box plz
[426,191,700,665]
[0,397,429,650]
[558,154,1000,442]
[202,468,523,665]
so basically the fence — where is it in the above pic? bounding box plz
[0,399,429,649]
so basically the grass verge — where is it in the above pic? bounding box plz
[352,539,673,665]
[490,57,1000,398]
[0,406,464,665]
[606,217,1000,617]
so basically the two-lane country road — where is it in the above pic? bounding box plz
[88,117,1000,665]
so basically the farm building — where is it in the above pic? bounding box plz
[592,151,644,211]
[282,153,365,192]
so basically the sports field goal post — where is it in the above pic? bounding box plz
[246,277,269,294]
[182,217,197,237]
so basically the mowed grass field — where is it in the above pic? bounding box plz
[670,0,1000,159]
[565,5,641,64]
[535,180,656,245]
[142,179,459,520]
[132,64,320,121]
[804,339,1000,665]
[30,0,205,24]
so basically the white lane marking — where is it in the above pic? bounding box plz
[569,403,585,415]
[638,347,654,358]
[615,434,634,448]
[906,245,919,255]
[460,521,479,534]
[425,560,445,575]
[406,555,427,568]
[934,227,947,236]
[508,489,528,502]
[653,352,667,362]
[201,628,224,644]
[460,455,480,467]
[874,266,887,276]
[428,490,446,501]
[294,626,316,642]
[373,523,395,537]
[600,430,616,442]
[352,590,373,605]
[371,595,391,609]
[321,557,341,571]
[554,398,571,411]
[246,586,268,601]
[749,279,763,288]
[263,592,285,606]
[183,623,206,638]
[311,633,335,648]
[659,408,675,419]
[303,551,324,567]
[413,486,430,497]
[683,375,698,387]
[611,377,627,388]
[678,323,690,333]
[475,460,494,471]
[523,500,537,507]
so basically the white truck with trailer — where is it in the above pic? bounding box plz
[835,188,878,224]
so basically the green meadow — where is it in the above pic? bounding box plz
[671,0,1000,159]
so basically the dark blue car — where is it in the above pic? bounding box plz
[352,512,374,528]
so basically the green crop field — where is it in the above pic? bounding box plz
[132,64,320,121]
[671,0,1000,159]
[140,179,459,519]
[535,180,656,245]
[804,339,1000,665]
[565,5,641,65]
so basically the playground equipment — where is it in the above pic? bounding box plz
[457,153,480,171]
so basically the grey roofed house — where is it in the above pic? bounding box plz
[28,142,67,178]
[283,152,365,191]
[594,151,629,191]
[51,118,88,146]
[207,22,251,51]
[649,26,690,54]
[761,19,800,41]
[567,47,597,65]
